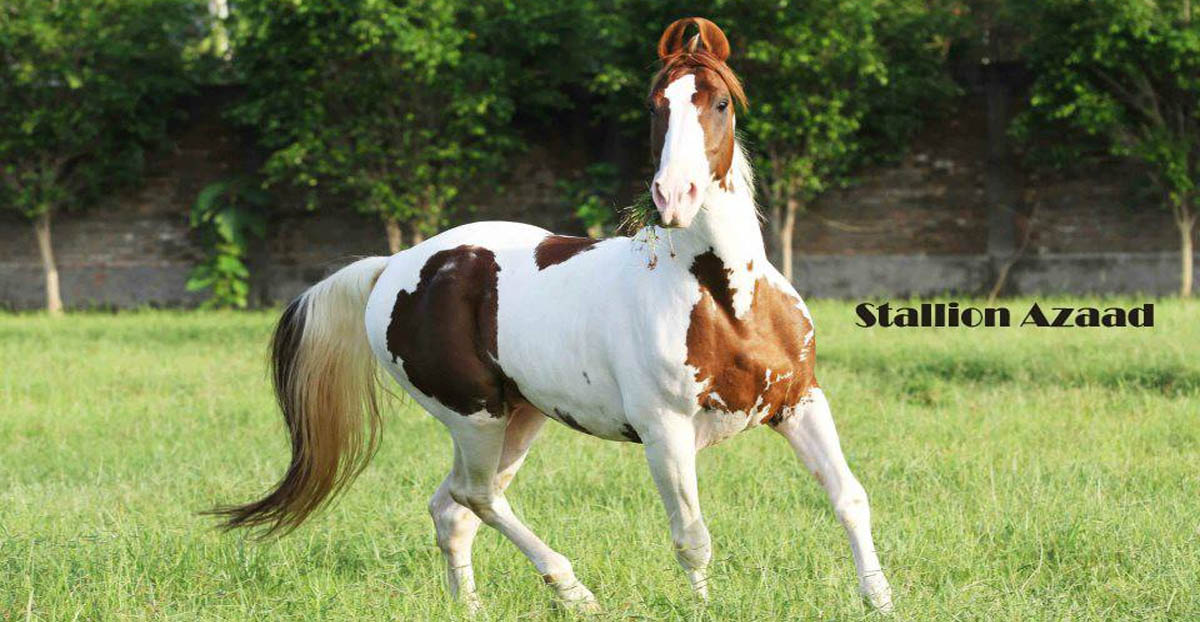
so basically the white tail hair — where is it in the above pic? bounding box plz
[209,256,390,535]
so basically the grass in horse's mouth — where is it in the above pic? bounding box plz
[617,190,659,234]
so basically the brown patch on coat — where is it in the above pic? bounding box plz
[693,70,737,189]
[386,245,521,417]
[685,251,816,423]
[648,19,746,189]
[534,235,598,270]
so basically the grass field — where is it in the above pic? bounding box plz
[2,298,1198,621]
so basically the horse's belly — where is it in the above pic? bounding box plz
[501,346,637,442]
[525,391,637,442]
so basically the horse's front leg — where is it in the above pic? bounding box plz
[641,417,712,599]
[771,388,894,612]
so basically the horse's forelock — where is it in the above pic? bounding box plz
[649,51,747,110]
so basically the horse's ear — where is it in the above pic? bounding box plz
[657,17,731,62]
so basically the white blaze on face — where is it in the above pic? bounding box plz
[653,74,709,228]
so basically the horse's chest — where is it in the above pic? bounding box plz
[684,264,815,425]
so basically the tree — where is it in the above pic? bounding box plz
[858,0,963,165]
[732,0,960,280]
[730,2,884,280]
[1014,0,1200,297]
[567,1,958,279]
[230,0,525,253]
[0,0,199,313]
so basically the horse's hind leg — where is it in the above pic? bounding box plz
[429,405,548,609]
[439,404,598,611]
[770,388,894,612]
[429,473,483,610]
[429,405,548,611]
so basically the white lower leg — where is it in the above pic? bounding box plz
[672,518,712,599]
[831,477,892,610]
[643,421,712,599]
[449,415,597,611]
[457,490,597,608]
[773,390,893,612]
[429,479,482,609]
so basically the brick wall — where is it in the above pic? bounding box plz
[0,91,1192,309]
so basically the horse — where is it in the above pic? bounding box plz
[211,17,894,614]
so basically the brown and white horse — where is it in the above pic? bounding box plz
[213,17,893,613]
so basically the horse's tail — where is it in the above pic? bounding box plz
[208,256,391,536]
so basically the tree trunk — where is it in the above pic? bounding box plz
[410,219,425,246]
[986,202,1037,304]
[384,217,404,254]
[767,201,783,262]
[33,211,64,315]
[207,0,230,58]
[779,198,799,282]
[1179,209,1195,298]
[764,149,785,265]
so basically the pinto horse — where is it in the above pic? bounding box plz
[212,17,893,613]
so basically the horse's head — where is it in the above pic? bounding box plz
[647,17,747,229]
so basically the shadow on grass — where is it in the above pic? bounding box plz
[823,353,1200,398]
[1094,364,1200,397]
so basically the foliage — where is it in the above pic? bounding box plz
[229,0,545,234]
[574,1,691,134]
[858,0,964,164]
[557,163,620,236]
[186,179,269,309]
[1013,0,1200,294]
[723,0,956,208]
[733,0,886,206]
[0,0,201,220]
[562,1,959,250]
[1014,0,1199,193]
[467,0,604,122]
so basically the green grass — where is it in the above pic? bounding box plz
[2,299,1197,621]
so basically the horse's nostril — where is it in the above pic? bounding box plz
[686,183,698,201]
[652,181,667,208]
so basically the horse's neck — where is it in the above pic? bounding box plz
[633,146,769,317]
[655,145,767,275]
[686,184,766,268]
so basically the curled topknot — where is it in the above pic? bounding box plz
[650,17,747,110]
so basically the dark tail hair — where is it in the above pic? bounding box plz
[207,257,389,536]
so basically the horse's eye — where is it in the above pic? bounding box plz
[716,100,729,112]
[647,103,656,115]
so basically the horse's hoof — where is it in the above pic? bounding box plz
[462,594,483,615]
[861,583,894,613]
[556,585,601,614]
[566,598,602,615]
[687,570,710,601]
